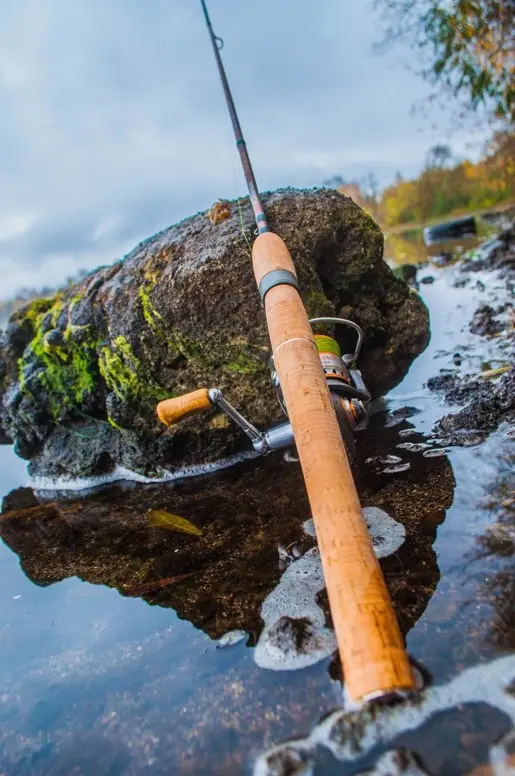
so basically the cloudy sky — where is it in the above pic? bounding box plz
[0,0,488,299]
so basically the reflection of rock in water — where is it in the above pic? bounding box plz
[355,411,455,637]
[0,419,454,649]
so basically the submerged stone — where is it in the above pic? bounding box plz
[0,189,429,479]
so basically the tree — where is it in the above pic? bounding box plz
[425,143,453,169]
[377,129,514,227]
[322,175,346,188]
[360,172,381,219]
[375,0,515,125]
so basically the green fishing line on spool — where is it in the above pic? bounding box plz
[314,334,341,356]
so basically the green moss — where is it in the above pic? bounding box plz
[17,296,100,419]
[107,414,124,431]
[304,288,335,319]
[139,284,165,334]
[99,335,169,404]
[138,280,202,361]
[18,295,61,328]
[69,292,84,307]
[225,353,264,376]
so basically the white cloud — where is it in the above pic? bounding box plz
[0,0,491,300]
[0,213,39,242]
[91,216,122,243]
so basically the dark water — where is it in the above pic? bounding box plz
[1,247,514,774]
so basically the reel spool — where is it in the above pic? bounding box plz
[269,318,370,461]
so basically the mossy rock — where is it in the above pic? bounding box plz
[0,188,429,479]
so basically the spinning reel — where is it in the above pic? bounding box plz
[157,318,370,460]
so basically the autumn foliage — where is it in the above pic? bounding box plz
[356,132,515,228]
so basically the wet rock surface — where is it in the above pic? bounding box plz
[0,189,429,480]
[426,224,514,446]
[461,222,515,274]
[469,304,504,336]
[428,369,515,446]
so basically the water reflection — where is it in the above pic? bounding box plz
[1,431,453,645]
[470,441,515,651]
[384,217,498,267]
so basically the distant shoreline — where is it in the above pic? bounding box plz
[382,199,515,236]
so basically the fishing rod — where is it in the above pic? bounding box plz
[157,0,415,702]
[199,0,269,235]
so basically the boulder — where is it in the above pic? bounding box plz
[0,188,429,479]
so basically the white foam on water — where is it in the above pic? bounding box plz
[254,546,337,671]
[30,451,259,493]
[217,630,247,648]
[360,749,429,776]
[382,462,411,474]
[302,518,316,537]
[398,429,418,438]
[254,654,515,775]
[254,508,405,672]
[366,455,402,466]
[423,448,448,458]
[363,507,406,558]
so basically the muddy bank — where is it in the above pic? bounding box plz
[0,409,453,644]
[428,369,514,446]
[0,189,429,480]
[425,223,514,446]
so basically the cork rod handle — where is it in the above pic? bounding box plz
[157,389,212,427]
[253,232,415,702]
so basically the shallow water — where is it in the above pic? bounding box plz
[384,218,499,267]
[1,252,514,774]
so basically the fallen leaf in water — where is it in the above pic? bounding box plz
[123,573,196,596]
[147,509,203,536]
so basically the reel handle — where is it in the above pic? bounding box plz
[157,388,212,426]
